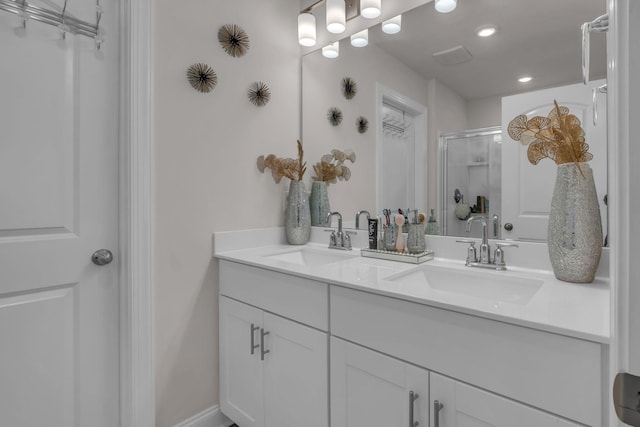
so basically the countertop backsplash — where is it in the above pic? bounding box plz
[213,226,609,280]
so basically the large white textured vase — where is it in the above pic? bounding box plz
[547,162,602,283]
[285,180,311,245]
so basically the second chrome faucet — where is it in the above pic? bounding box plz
[457,215,518,270]
[327,212,352,250]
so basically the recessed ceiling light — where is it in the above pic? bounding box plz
[518,76,533,83]
[476,25,497,37]
[435,0,457,13]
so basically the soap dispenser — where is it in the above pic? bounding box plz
[426,209,440,235]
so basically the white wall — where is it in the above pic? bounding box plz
[467,96,501,129]
[302,41,429,219]
[427,79,468,213]
[153,1,300,425]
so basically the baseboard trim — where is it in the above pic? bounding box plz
[173,405,232,427]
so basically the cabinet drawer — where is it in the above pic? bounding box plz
[220,260,328,330]
[330,286,602,426]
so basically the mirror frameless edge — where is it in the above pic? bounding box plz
[301,0,608,242]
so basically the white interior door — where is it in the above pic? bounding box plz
[501,80,607,242]
[376,86,427,214]
[0,2,120,425]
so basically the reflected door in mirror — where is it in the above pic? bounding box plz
[501,79,607,243]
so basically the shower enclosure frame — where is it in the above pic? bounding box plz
[438,126,502,238]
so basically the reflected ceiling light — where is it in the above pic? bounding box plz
[326,0,346,34]
[382,14,402,34]
[298,12,317,46]
[435,0,457,13]
[360,0,381,19]
[350,29,368,47]
[476,25,497,37]
[323,41,340,58]
[518,76,533,83]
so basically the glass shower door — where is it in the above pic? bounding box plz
[439,127,502,239]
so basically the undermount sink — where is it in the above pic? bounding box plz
[263,248,355,267]
[387,265,543,305]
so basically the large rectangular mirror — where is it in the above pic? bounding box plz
[301,0,607,242]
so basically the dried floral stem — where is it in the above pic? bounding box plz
[257,140,306,183]
[296,140,306,181]
[311,149,356,184]
[507,100,592,172]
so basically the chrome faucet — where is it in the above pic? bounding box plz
[467,216,490,264]
[457,215,518,270]
[327,212,352,250]
[355,210,370,230]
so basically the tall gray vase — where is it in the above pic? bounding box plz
[310,181,331,226]
[285,180,311,245]
[547,162,602,283]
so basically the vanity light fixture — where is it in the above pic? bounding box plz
[323,41,340,58]
[435,0,457,13]
[476,25,497,38]
[360,0,381,19]
[518,76,533,83]
[382,14,401,34]
[326,0,346,34]
[350,29,368,47]
[298,12,317,46]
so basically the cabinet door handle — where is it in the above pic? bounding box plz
[409,391,419,427]
[433,400,444,427]
[250,323,260,355]
[260,328,270,361]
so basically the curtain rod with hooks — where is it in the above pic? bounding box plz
[0,0,100,39]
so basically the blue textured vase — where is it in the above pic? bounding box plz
[285,180,311,245]
[310,181,331,227]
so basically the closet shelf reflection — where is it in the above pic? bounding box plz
[0,0,101,40]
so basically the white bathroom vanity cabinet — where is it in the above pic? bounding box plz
[215,231,608,427]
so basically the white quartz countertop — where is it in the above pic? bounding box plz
[213,230,610,344]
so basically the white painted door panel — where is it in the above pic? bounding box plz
[263,312,328,427]
[430,373,581,427]
[331,337,429,427]
[0,2,120,425]
[502,80,607,242]
[219,297,265,427]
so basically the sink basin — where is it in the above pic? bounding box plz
[263,248,355,267]
[387,265,543,305]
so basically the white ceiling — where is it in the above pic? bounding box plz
[302,0,607,100]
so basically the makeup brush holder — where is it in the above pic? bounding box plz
[407,223,426,254]
[383,225,397,251]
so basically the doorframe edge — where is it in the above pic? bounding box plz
[608,0,630,425]
[120,0,155,426]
